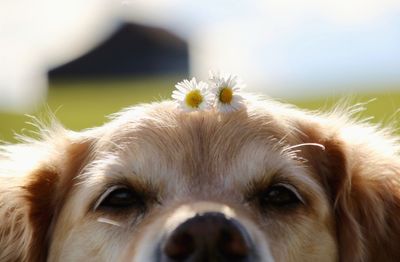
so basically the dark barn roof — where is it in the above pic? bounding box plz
[49,23,189,79]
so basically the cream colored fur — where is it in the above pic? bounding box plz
[0,94,399,261]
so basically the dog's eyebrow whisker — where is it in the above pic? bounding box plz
[284,143,326,152]
[281,149,308,163]
[97,217,123,227]
[283,148,300,157]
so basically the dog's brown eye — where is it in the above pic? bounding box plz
[95,186,145,211]
[259,184,303,208]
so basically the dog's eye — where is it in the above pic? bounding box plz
[95,186,145,211]
[259,184,303,208]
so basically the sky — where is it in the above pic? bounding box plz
[1,0,400,111]
[123,0,400,97]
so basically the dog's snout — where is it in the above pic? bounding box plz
[161,212,253,261]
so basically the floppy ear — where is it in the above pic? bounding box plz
[297,118,400,262]
[0,128,92,262]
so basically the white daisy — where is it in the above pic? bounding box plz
[209,71,244,112]
[171,77,213,112]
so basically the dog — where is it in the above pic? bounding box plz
[0,93,399,261]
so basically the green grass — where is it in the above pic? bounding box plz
[0,77,399,142]
[0,77,179,142]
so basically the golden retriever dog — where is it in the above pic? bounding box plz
[0,93,399,261]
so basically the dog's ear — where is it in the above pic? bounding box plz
[0,128,92,262]
[296,118,400,262]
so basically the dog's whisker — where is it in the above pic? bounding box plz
[97,217,123,227]
[281,148,308,163]
[284,143,326,152]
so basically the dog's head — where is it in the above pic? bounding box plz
[1,96,399,261]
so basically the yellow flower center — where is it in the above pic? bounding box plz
[185,89,203,108]
[219,87,233,104]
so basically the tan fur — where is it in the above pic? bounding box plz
[0,95,399,261]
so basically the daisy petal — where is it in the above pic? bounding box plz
[171,77,213,112]
[209,72,245,113]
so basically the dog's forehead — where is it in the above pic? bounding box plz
[106,100,290,147]
[102,101,292,161]
[88,100,303,195]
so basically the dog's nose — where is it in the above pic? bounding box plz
[161,212,252,261]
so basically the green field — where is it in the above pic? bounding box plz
[0,77,399,142]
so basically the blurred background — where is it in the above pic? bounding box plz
[1,0,399,142]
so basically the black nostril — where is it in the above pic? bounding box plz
[161,212,251,261]
[218,225,249,259]
[164,232,195,260]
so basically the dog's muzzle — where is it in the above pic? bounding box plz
[158,212,256,262]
